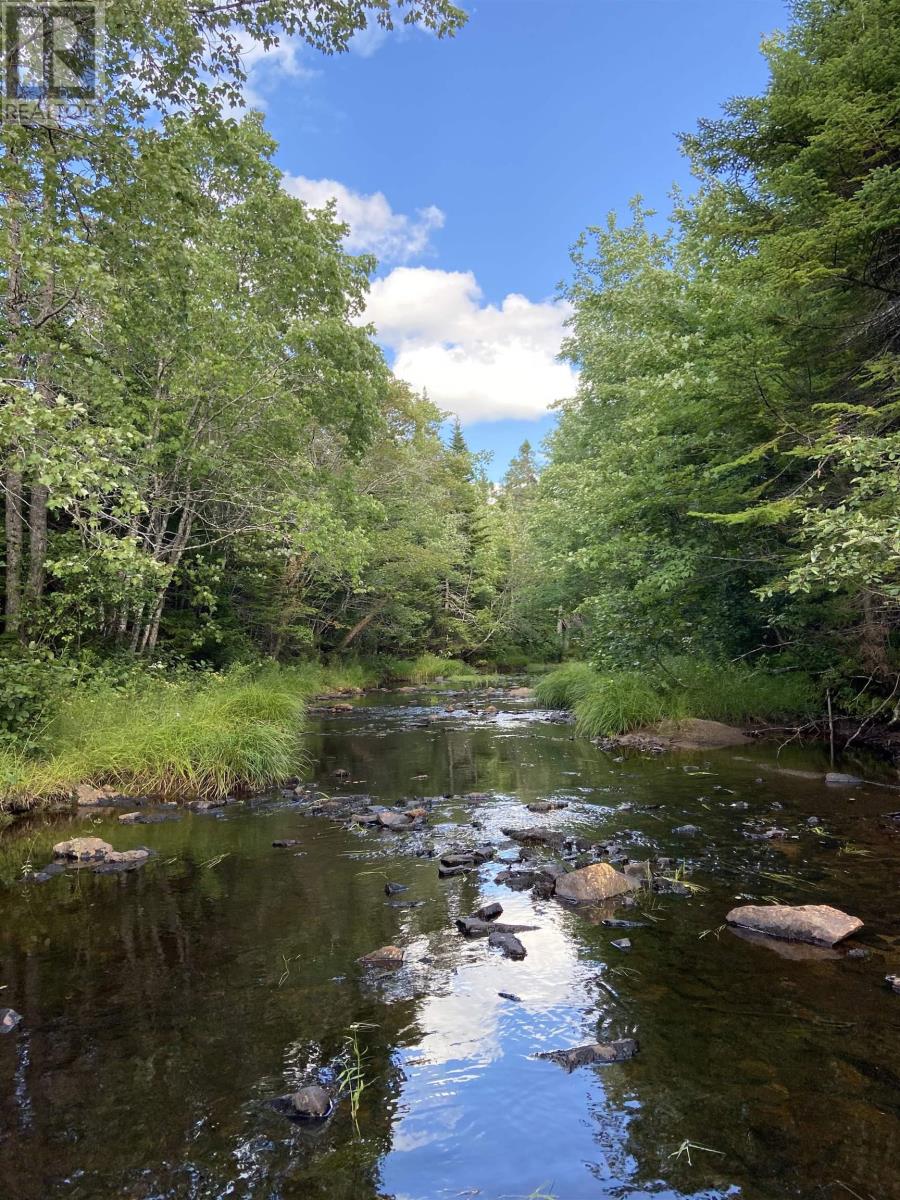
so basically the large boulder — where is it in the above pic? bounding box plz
[52,838,151,870]
[554,862,639,904]
[53,837,114,861]
[726,903,863,947]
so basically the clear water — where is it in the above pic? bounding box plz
[1,687,899,1200]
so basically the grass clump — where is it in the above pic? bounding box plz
[535,658,817,737]
[384,653,481,685]
[0,663,321,806]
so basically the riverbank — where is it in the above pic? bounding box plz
[0,656,508,814]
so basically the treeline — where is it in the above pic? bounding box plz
[3,0,898,753]
[530,0,899,720]
[0,0,560,721]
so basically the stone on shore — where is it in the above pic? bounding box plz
[726,903,863,947]
[554,862,639,904]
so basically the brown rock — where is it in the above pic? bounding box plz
[725,903,863,947]
[377,810,412,830]
[74,783,120,807]
[358,945,404,968]
[53,837,114,862]
[554,862,639,904]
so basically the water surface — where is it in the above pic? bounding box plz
[1,687,899,1199]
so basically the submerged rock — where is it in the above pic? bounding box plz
[21,862,65,884]
[610,938,632,952]
[826,772,863,786]
[726,903,863,947]
[438,863,472,878]
[358,945,404,969]
[885,975,900,994]
[0,1008,23,1033]
[554,862,639,904]
[488,930,526,960]
[119,811,177,825]
[384,881,408,895]
[526,800,569,814]
[537,1038,638,1071]
[272,839,302,848]
[672,824,701,837]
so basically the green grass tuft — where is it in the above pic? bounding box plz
[535,658,816,737]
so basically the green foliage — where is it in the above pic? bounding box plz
[537,659,816,736]
[384,653,481,685]
[531,0,900,698]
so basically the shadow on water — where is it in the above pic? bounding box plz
[1,685,899,1199]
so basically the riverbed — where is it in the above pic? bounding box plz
[1,686,899,1200]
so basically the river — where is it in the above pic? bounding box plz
[1,685,898,1199]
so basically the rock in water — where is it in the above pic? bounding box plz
[358,945,404,968]
[488,930,526,960]
[825,772,863,786]
[475,901,503,921]
[885,975,900,994]
[554,862,639,904]
[0,1008,22,1033]
[290,1085,333,1120]
[384,881,408,895]
[53,837,114,861]
[726,903,863,947]
[456,917,538,937]
[610,938,632,952]
[537,1038,638,1071]
[377,810,412,830]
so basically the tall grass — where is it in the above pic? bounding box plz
[0,663,336,807]
[536,658,817,737]
[383,653,481,685]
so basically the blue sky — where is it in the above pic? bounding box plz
[242,0,789,478]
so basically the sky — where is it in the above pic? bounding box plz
[242,0,790,479]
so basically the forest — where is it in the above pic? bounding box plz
[0,0,898,801]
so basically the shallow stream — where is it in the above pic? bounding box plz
[1,687,899,1200]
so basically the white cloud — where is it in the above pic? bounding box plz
[237,34,319,110]
[283,176,445,263]
[363,267,578,423]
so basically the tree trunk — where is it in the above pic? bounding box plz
[337,599,388,650]
[5,470,24,635]
[24,481,49,615]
